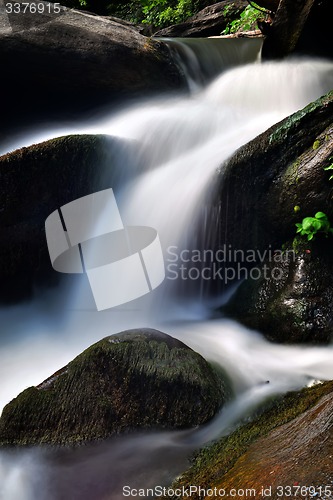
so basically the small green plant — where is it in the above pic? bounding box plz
[222,4,232,16]
[295,212,333,241]
[323,162,333,181]
[222,4,263,35]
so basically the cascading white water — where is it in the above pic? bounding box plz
[1,39,333,499]
[162,37,263,89]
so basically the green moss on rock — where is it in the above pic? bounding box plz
[213,91,333,257]
[0,329,227,446]
[164,380,333,499]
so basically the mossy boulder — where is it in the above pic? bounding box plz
[164,380,333,499]
[0,329,227,446]
[213,91,333,343]
[226,239,333,344]
[0,134,137,302]
[213,90,333,255]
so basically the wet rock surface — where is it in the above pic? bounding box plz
[164,381,333,499]
[0,329,227,446]
[215,90,333,343]
[0,135,137,302]
[215,90,333,253]
[0,1,184,137]
[226,239,333,344]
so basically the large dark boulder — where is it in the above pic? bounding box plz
[0,329,227,446]
[262,0,333,60]
[212,90,333,343]
[214,90,333,254]
[165,380,333,498]
[0,1,184,137]
[0,135,137,302]
[154,1,248,38]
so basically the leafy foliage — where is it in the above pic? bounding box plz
[222,4,263,34]
[295,212,333,241]
[323,162,333,181]
[139,0,195,27]
[55,0,208,27]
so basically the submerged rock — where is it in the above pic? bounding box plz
[164,380,333,499]
[0,135,137,302]
[0,329,227,446]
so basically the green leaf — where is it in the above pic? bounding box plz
[315,212,327,219]
[302,217,315,230]
[312,219,322,231]
[308,233,314,241]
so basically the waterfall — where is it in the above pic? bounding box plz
[1,38,333,499]
[161,37,263,89]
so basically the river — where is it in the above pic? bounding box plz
[1,38,333,500]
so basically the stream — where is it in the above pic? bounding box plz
[1,38,333,499]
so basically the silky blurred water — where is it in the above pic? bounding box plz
[1,38,333,499]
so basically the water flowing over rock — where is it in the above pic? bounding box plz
[154,0,248,38]
[165,380,333,498]
[217,90,333,343]
[0,329,227,446]
[215,89,333,252]
[0,135,137,302]
[0,5,184,137]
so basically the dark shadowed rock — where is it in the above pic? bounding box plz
[165,380,333,499]
[262,0,315,59]
[0,329,227,446]
[262,0,333,60]
[255,0,279,10]
[226,239,333,344]
[0,1,184,136]
[212,90,333,343]
[215,90,333,254]
[0,135,138,302]
[154,0,247,38]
